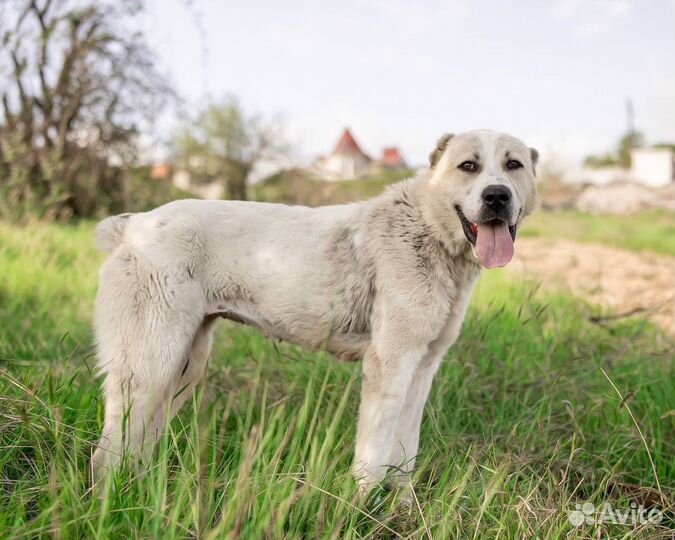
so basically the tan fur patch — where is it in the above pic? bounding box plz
[429,133,454,168]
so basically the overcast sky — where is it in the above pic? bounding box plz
[142,0,675,167]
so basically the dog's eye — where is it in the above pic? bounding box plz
[458,161,478,173]
[506,159,523,171]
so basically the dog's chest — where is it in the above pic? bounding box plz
[428,254,480,330]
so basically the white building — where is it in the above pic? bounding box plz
[566,147,675,187]
[630,148,675,187]
[313,128,371,180]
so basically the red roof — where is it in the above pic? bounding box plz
[332,128,369,159]
[150,162,172,180]
[380,147,406,168]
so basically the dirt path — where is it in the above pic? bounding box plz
[509,238,675,335]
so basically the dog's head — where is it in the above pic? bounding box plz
[425,130,539,268]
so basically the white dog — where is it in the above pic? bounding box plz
[91,130,538,491]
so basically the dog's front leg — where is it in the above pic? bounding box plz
[387,354,441,488]
[387,297,471,488]
[353,344,423,493]
[392,285,476,487]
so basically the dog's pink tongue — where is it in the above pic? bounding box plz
[475,222,514,268]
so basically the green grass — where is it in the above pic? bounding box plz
[520,209,675,256]
[0,222,673,539]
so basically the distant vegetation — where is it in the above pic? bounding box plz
[0,1,283,221]
[0,0,172,221]
[252,167,414,206]
[172,96,286,201]
[583,130,644,169]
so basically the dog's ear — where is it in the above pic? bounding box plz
[429,133,454,168]
[530,147,539,176]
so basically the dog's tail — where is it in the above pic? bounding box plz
[95,213,133,253]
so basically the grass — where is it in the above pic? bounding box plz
[520,209,675,257]
[0,221,673,539]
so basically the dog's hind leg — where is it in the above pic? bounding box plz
[165,316,217,420]
[128,317,217,468]
[91,251,206,479]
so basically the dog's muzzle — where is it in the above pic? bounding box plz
[455,200,517,269]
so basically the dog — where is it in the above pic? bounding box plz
[91,129,538,491]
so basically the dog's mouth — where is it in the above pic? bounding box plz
[455,205,516,269]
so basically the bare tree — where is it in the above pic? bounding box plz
[172,96,285,201]
[0,0,172,220]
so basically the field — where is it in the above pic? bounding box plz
[1,218,673,539]
[521,209,675,257]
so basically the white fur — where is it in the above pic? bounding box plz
[91,130,538,491]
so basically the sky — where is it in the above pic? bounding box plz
[141,0,675,168]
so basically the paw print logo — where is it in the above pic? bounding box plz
[568,502,595,526]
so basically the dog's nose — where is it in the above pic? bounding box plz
[481,185,512,210]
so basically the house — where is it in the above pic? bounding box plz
[313,128,372,180]
[149,161,224,199]
[172,169,224,199]
[630,148,675,187]
[567,146,674,187]
[150,162,172,181]
[379,147,407,169]
[313,128,408,180]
